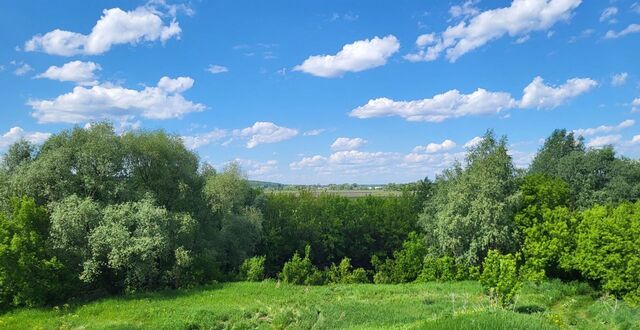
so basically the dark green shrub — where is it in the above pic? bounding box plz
[239,256,266,282]
[392,232,428,282]
[258,191,419,275]
[372,232,427,284]
[371,255,396,284]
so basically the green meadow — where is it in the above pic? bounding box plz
[2,281,638,329]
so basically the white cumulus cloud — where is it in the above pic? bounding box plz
[0,127,51,149]
[519,76,597,109]
[405,0,582,62]
[351,75,596,122]
[181,129,228,149]
[36,61,101,85]
[464,136,483,148]
[230,158,279,176]
[328,150,397,165]
[587,135,621,148]
[350,89,517,122]
[331,137,367,151]
[289,155,327,170]
[414,139,457,153]
[24,6,181,56]
[294,35,400,78]
[27,76,204,124]
[573,119,634,137]
[233,122,298,148]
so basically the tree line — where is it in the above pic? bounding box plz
[0,123,638,309]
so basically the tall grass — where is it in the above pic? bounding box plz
[0,281,638,329]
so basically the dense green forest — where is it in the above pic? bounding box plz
[0,123,639,311]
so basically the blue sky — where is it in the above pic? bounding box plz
[1,0,640,184]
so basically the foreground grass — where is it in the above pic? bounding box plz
[1,280,639,329]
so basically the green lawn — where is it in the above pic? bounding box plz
[1,280,638,329]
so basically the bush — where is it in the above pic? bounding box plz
[80,198,198,292]
[435,256,456,281]
[371,255,396,284]
[391,232,428,282]
[480,250,521,307]
[572,202,640,304]
[326,257,369,284]
[418,256,478,282]
[371,232,427,284]
[281,245,323,285]
[239,256,266,282]
[515,175,575,282]
[0,197,65,308]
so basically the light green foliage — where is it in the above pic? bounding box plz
[239,256,266,282]
[203,163,254,215]
[417,256,438,282]
[81,198,198,292]
[481,250,522,307]
[420,131,519,265]
[0,197,64,307]
[49,195,102,266]
[326,257,369,284]
[515,175,575,281]
[281,245,323,285]
[435,256,456,281]
[1,140,35,174]
[572,202,640,304]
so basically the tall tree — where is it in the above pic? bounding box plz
[529,129,584,177]
[420,130,519,265]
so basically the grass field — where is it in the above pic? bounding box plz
[1,280,638,329]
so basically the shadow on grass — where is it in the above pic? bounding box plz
[0,282,226,317]
[515,304,546,314]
